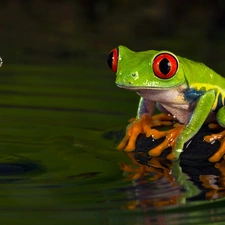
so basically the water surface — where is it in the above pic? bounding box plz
[0,64,224,224]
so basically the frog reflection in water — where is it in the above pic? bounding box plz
[120,153,181,209]
[120,153,225,210]
[107,46,225,162]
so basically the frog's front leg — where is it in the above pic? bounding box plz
[168,90,216,160]
[117,97,174,151]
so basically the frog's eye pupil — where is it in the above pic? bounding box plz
[107,51,113,69]
[159,58,170,75]
[153,53,178,79]
[107,48,118,73]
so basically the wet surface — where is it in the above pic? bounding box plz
[0,64,225,224]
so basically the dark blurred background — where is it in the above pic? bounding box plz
[1,0,225,72]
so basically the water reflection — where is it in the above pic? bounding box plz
[200,160,225,200]
[119,151,225,211]
[120,153,184,210]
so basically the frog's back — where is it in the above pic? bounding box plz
[178,56,225,90]
[178,55,225,110]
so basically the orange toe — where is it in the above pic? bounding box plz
[117,114,152,152]
[117,113,178,155]
[148,123,184,159]
[204,130,225,162]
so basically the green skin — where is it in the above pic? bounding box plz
[115,45,225,159]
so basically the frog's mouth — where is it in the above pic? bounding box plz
[117,84,177,91]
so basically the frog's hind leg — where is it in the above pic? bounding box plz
[204,106,225,162]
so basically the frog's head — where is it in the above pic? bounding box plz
[107,45,186,90]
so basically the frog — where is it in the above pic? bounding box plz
[107,45,225,162]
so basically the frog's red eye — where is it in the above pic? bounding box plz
[107,48,118,73]
[153,53,178,79]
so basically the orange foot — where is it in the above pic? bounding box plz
[117,113,174,152]
[204,129,225,162]
[117,113,184,160]
[149,123,184,160]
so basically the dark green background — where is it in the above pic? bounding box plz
[1,0,225,68]
[0,1,225,224]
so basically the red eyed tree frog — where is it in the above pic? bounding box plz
[107,45,225,162]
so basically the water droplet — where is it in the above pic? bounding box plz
[186,140,192,148]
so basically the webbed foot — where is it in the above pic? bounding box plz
[117,113,174,152]
[149,123,185,160]
[204,129,225,162]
